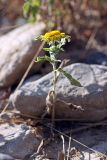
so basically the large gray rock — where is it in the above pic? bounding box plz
[10,63,107,121]
[0,153,14,160]
[0,123,40,159]
[0,22,45,87]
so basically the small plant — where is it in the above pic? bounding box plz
[23,0,75,31]
[35,30,81,132]
[23,0,41,22]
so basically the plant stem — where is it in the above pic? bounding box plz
[53,70,56,94]
[51,63,57,134]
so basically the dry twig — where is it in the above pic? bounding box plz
[67,135,72,160]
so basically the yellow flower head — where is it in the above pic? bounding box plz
[41,30,65,42]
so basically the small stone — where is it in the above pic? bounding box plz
[0,123,40,159]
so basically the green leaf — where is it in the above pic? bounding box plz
[23,2,30,17]
[59,69,82,87]
[35,55,52,63]
[43,46,60,54]
[31,0,41,7]
[43,48,51,52]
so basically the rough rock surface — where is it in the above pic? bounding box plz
[0,153,14,160]
[0,123,40,159]
[10,63,107,121]
[0,22,45,87]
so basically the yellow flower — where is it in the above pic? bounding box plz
[41,30,65,42]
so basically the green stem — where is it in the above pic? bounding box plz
[52,61,56,92]
[53,64,56,94]
[51,62,57,135]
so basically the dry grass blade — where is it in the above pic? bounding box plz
[81,27,99,60]
[16,41,45,90]
[61,135,65,158]
[36,138,51,155]
[65,119,107,135]
[58,151,65,160]
[36,139,44,154]
[67,135,72,160]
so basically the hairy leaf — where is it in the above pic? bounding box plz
[43,48,51,52]
[35,55,52,63]
[59,69,82,87]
